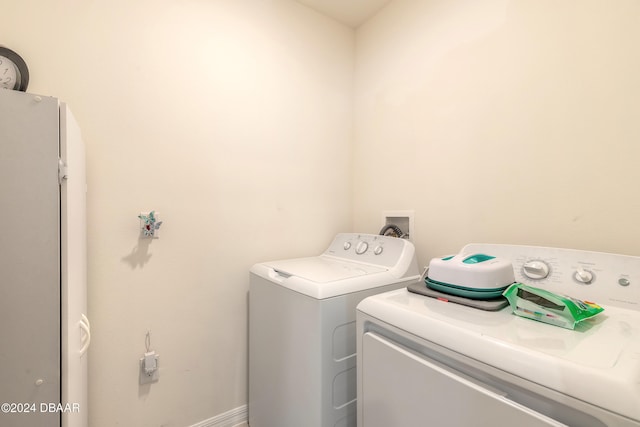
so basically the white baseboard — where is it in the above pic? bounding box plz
[188,405,247,427]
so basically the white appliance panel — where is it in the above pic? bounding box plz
[462,244,640,311]
[249,233,420,427]
[358,315,637,427]
[362,332,564,427]
[357,245,640,427]
[0,91,61,426]
[250,275,407,427]
[60,103,89,427]
[250,234,419,299]
[0,91,88,427]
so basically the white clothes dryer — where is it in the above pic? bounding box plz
[249,233,419,427]
[357,244,640,427]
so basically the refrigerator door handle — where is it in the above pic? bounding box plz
[79,314,91,357]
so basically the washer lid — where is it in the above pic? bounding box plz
[252,255,414,299]
[264,256,386,283]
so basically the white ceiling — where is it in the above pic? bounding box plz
[293,0,392,27]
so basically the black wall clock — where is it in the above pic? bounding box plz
[0,46,29,91]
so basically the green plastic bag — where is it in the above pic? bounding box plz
[503,283,604,330]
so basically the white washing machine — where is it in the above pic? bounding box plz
[249,233,420,427]
[357,244,640,427]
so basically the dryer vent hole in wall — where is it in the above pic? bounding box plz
[381,210,414,241]
[379,223,405,238]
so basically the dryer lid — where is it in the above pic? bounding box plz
[263,256,386,283]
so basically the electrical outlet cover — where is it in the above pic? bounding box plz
[139,355,159,385]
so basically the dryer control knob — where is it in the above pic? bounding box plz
[522,261,550,280]
[355,241,369,255]
[374,246,383,255]
[575,268,593,284]
[343,242,351,250]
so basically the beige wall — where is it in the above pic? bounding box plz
[4,1,353,426]
[355,0,640,265]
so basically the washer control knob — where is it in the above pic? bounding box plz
[374,246,383,255]
[575,268,593,284]
[343,242,351,250]
[522,261,550,280]
[355,241,369,255]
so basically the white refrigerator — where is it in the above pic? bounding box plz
[0,90,89,427]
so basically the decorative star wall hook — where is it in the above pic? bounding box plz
[138,211,163,238]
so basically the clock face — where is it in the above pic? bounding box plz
[0,48,28,91]
[0,55,19,90]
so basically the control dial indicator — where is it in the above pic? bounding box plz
[574,267,594,284]
[355,241,369,255]
[522,260,550,280]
